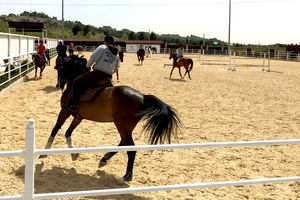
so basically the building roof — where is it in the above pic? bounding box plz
[63,38,163,44]
[8,21,46,32]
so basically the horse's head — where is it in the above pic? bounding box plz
[58,55,89,90]
[119,52,124,62]
[32,53,40,62]
[169,52,176,60]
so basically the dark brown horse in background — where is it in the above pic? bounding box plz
[39,55,181,182]
[32,53,47,79]
[169,52,193,80]
[116,51,124,81]
[137,49,145,65]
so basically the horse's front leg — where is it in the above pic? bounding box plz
[169,66,175,78]
[65,117,82,161]
[40,66,45,79]
[39,109,71,158]
[116,68,119,81]
[34,66,38,79]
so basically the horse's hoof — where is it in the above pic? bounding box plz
[71,153,79,161]
[123,172,132,182]
[98,160,107,168]
[39,155,48,159]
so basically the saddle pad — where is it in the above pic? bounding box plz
[79,81,113,102]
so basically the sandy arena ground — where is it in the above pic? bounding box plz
[0,52,300,200]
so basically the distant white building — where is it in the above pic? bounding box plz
[125,40,163,53]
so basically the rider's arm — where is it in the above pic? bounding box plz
[86,46,104,68]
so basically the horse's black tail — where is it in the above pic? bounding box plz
[137,95,181,145]
[188,58,193,71]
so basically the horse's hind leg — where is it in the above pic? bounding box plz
[99,141,123,167]
[39,109,71,158]
[119,133,135,182]
[65,117,82,161]
[178,67,183,79]
[184,70,192,80]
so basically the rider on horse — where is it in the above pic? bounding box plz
[174,44,184,66]
[37,41,47,63]
[62,35,119,112]
[55,40,67,68]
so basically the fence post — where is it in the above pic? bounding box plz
[8,57,11,81]
[19,57,22,78]
[27,53,30,73]
[24,119,35,200]
[298,53,300,62]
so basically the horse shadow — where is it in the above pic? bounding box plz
[24,77,41,82]
[164,77,186,82]
[13,163,150,200]
[134,64,142,66]
[37,86,58,93]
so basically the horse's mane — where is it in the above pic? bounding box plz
[64,55,89,78]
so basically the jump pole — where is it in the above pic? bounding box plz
[231,52,236,71]
[227,51,232,70]
[267,53,271,72]
[262,53,266,71]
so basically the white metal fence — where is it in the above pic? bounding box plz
[1,119,300,199]
[0,32,58,90]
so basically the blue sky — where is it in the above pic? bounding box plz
[0,0,299,45]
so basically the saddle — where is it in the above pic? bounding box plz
[79,78,113,102]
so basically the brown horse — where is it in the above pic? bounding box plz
[40,55,181,182]
[169,52,193,80]
[32,53,47,79]
[77,46,84,54]
[137,49,145,65]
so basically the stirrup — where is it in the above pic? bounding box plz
[62,103,78,112]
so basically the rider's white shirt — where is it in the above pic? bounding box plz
[86,45,119,75]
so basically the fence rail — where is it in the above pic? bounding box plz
[0,48,57,90]
[0,119,300,199]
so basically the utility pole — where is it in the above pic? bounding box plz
[62,0,64,43]
[228,0,231,55]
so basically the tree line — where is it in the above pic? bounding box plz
[0,11,226,46]
[0,11,291,51]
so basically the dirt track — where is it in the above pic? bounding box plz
[0,52,300,199]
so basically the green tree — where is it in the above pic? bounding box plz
[128,32,136,40]
[121,33,128,40]
[138,32,145,40]
[150,31,157,40]
[83,25,90,36]
[72,24,81,36]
